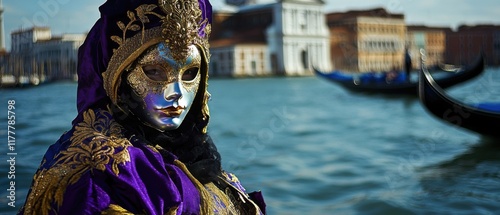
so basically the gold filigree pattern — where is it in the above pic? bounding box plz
[126,67,150,96]
[126,44,202,97]
[23,107,133,214]
[70,108,132,175]
[109,0,210,62]
[103,0,212,122]
[158,0,208,61]
[112,4,164,48]
[127,67,166,96]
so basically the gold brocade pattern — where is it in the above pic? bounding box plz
[23,108,133,215]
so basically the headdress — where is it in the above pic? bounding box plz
[75,0,212,132]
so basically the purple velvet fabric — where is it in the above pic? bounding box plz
[20,108,204,214]
[249,191,267,215]
[57,146,201,214]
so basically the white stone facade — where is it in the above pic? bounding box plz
[268,0,331,75]
[10,27,85,80]
[210,0,331,77]
[211,44,270,77]
[11,27,51,54]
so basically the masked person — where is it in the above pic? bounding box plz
[18,0,265,214]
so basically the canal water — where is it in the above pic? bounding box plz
[1,68,500,214]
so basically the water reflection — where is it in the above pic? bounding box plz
[415,137,500,213]
[420,137,500,178]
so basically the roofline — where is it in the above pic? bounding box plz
[11,26,51,35]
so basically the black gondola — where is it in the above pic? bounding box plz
[314,53,485,95]
[418,53,499,138]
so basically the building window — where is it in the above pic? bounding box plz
[299,11,307,31]
[301,50,309,69]
[251,61,257,74]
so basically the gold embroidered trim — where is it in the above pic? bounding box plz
[166,205,179,215]
[104,28,163,105]
[23,107,133,214]
[173,159,213,215]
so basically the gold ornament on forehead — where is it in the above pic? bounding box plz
[159,0,209,61]
[103,0,211,105]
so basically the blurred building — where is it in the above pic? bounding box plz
[33,34,86,80]
[406,25,450,69]
[9,27,85,81]
[0,0,5,52]
[326,8,406,72]
[225,0,257,7]
[210,5,272,76]
[210,0,331,77]
[446,25,500,66]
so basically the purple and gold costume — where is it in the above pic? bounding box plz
[19,0,265,214]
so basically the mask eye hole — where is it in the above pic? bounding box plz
[182,67,199,81]
[142,65,167,81]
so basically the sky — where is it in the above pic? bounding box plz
[2,0,499,51]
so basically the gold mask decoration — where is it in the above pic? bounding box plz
[127,44,202,96]
[102,0,211,133]
[159,0,209,61]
